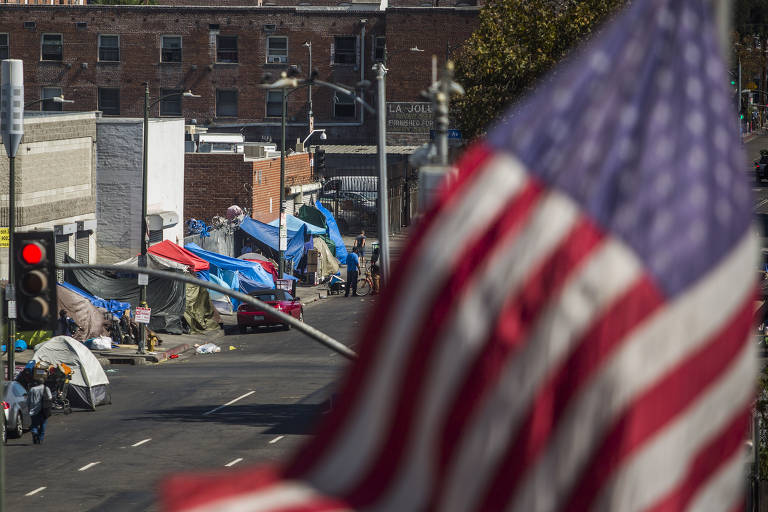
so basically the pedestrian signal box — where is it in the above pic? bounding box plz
[14,231,57,331]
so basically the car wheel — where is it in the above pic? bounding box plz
[238,324,247,334]
[12,413,22,439]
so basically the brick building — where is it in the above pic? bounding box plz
[185,150,314,224]
[0,4,479,146]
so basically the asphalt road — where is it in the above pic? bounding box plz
[3,294,373,512]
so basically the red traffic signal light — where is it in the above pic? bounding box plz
[20,242,44,265]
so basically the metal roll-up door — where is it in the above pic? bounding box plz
[75,232,90,263]
[149,229,163,245]
[55,234,69,282]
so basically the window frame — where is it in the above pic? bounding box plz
[41,33,63,62]
[266,90,283,118]
[159,88,183,117]
[98,34,120,62]
[41,86,63,112]
[373,36,385,62]
[216,35,239,64]
[97,87,120,116]
[216,89,239,118]
[0,34,8,61]
[161,35,182,63]
[266,35,288,64]
[333,35,356,66]
[333,91,356,118]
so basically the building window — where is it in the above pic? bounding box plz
[216,35,238,63]
[216,89,238,117]
[41,87,62,112]
[162,35,182,63]
[374,36,385,61]
[333,91,355,118]
[266,90,283,117]
[41,34,63,61]
[160,88,182,116]
[266,36,288,64]
[98,87,120,116]
[0,34,8,60]
[333,36,356,65]
[98,34,119,62]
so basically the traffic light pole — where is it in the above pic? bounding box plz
[7,155,14,381]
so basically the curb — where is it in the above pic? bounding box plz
[301,288,328,306]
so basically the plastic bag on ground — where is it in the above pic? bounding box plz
[195,343,221,354]
[89,336,113,351]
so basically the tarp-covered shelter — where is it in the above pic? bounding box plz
[238,253,279,282]
[32,336,111,410]
[148,240,210,272]
[59,281,132,319]
[239,217,308,271]
[296,204,327,232]
[312,236,340,277]
[315,201,348,263]
[267,214,326,235]
[184,284,221,333]
[184,243,274,289]
[64,255,186,334]
[57,283,111,341]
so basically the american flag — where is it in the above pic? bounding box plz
[163,0,758,510]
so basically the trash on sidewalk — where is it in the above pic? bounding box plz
[88,336,113,351]
[106,369,118,373]
[195,343,221,354]
[169,354,180,359]
[229,345,237,351]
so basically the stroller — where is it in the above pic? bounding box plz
[44,363,73,415]
[328,274,346,295]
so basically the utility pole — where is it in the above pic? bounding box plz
[374,62,390,283]
[278,87,287,276]
[304,41,313,131]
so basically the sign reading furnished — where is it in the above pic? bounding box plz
[386,102,434,134]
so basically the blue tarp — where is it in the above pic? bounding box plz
[239,217,307,271]
[315,201,348,263]
[58,282,131,319]
[267,214,326,235]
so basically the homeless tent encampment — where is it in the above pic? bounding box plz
[64,254,187,334]
[239,217,307,272]
[56,283,111,341]
[315,201,348,263]
[32,336,111,410]
[311,236,340,277]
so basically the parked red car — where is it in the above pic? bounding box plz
[237,288,303,333]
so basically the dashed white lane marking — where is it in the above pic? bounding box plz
[269,435,285,444]
[132,438,151,447]
[78,462,101,472]
[203,391,256,416]
[26,487,46,496]
[224,458,243,467]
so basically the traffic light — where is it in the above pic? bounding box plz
[316,148,326,174]
[13,231,57,331]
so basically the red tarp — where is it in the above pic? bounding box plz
[246,259,279,282]
[148,240,210,272]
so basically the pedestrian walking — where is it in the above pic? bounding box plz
[370,246,381,295]
[354,230,366,265]
[28,377,52,444]
[345,247,360,297]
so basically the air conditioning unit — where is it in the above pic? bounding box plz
[263,24,276,32]
[269,56,287,64]
[244,144,267,159]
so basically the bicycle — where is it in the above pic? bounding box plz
[356,269,373,297]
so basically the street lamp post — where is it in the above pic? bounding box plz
[304,41,313,130]
[374,62,390,283]
[140,84,198,353]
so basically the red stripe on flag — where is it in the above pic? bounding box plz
[428,217,606,500]
[643,404,752,512]
[286,143,494,477]
[473,274,664,511]
[162,466,281,512]
[562,293,755,511]
[336,179,546,506]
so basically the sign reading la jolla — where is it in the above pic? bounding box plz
[386,102,433,133]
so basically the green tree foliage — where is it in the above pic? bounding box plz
[453,0,626,140]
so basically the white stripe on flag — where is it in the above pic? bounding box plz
[438,236,643,512]
[372,190,586,511]
[593,340,754,511]
[309,154,530,492]
[185,482,345,512]
[688,448,747,512]
[510,231,757,512]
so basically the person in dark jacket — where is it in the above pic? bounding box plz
[28,378,52,444]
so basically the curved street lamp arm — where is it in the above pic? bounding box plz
[313,79,375,114]
[146,90,198,110]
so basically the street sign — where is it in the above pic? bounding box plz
[276,279,292,292]
[138,273,149,286]
[135,306,151,324]
[279,212,287,251]
[0,228,9,248]
[429,129,462,140]
[7,300,16,319]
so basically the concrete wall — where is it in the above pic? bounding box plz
[0,112,98,278]
[96,118,184,263]
[147,118,185,245]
